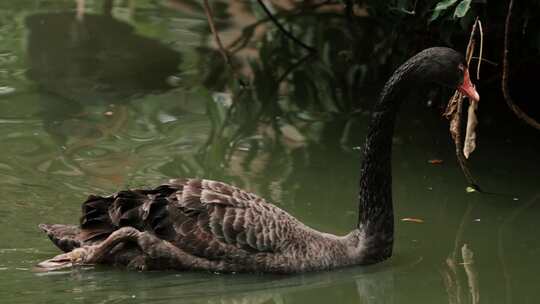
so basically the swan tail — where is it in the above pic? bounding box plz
[79,186,178,243]
[79,194,116,242]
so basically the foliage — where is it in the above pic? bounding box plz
[429,0,472,21]
[193,0,540,174]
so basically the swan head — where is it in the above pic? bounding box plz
[409,47,480,102]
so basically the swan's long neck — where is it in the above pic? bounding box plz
[356,61,415,262]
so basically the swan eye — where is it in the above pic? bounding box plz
[457,64,465,84]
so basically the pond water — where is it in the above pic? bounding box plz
[0,1,539,303]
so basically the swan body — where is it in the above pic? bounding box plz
[37,47,479,273]
[40,179,368,273]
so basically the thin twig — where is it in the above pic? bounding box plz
[277,53,316,84]
[465,19,478,65]
[226,2,339,54]
[255,0,317,54]
[202,0,243,85]
[202,0,230,65]
[502,0,540,130]
[476,21,484,80]
[470,57,498,66]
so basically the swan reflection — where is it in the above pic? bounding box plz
[36,265,395,304]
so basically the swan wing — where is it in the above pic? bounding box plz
[170,179,297,258]
[79,179,299,260]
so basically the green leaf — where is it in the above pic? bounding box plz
[453,0,472,18]
[429,0,459,22]
[434,0,460,10]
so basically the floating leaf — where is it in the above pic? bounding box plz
[428,159,444,165]
[401,218,424,223]
[465,186,476,193]
[454,0,472,18]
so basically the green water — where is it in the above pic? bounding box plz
[1,1,539,303]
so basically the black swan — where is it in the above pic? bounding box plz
[36,47,480,273]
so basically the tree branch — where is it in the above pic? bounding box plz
[255,0,317,54]
[502,0,540,130]
[202,0,230,65]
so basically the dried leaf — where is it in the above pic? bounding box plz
[443,91,460,118]
[449,96,463,143]
[428,159,444,165]
[463,101,478,158]
[401,218,424,223]
[442,18,482,188]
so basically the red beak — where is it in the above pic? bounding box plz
[458,68,480,102]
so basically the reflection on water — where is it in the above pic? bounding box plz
[29,265,394,304]
[26,11,181,103]
[0,263,395,304]
[0,1,539,304]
